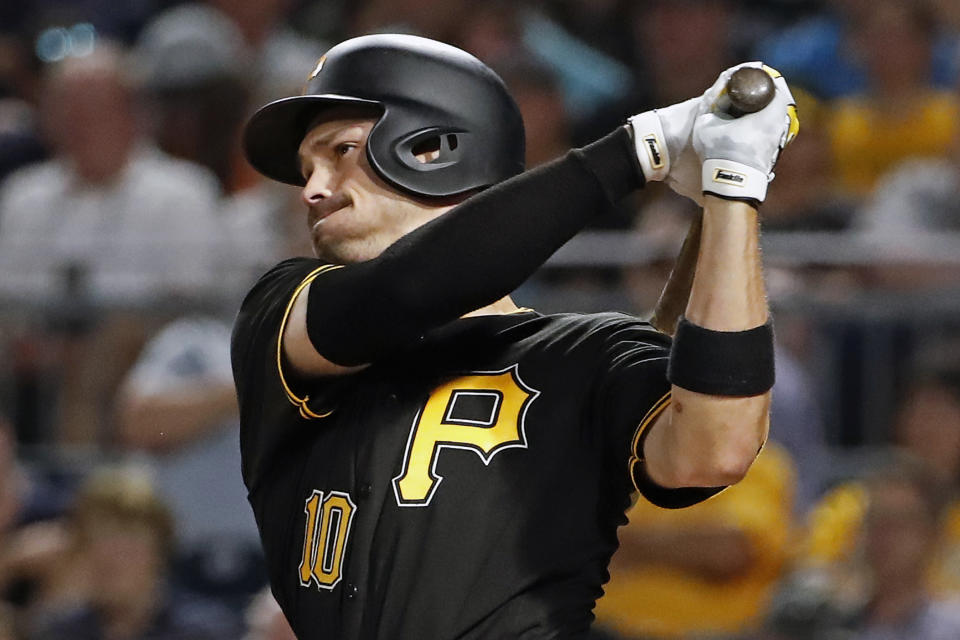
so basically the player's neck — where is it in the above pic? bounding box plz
[462,296,520,318]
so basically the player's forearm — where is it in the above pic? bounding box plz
[306,128,643,366]
[646,197,771,488]
[685,198,768,329]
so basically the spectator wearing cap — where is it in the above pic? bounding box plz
[133,3,252,194]
[133,3,316,300]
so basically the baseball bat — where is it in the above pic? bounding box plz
[649,67,775,335]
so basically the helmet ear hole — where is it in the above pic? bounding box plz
[411,136,442,163]
[394,128,467,172]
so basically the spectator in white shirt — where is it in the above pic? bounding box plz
[0,42,222,306]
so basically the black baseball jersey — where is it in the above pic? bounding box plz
[232,258,717,640]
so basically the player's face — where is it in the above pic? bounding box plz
[297,116,447,264]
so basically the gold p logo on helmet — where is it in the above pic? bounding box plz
[308,55,326,81]
[301,56,328,94]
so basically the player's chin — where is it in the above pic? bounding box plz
[312,235,381,265]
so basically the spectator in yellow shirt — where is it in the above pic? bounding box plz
[593,442,796,639]
[828,1,960,197]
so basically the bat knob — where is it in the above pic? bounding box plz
[722,67,776,117]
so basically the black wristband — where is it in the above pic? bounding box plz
[667,316,775,396]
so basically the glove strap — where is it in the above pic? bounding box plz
[701,159,768,203]
[628,112,669,182]
[702,160,770,202]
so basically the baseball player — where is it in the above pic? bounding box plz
[232,34,796,639]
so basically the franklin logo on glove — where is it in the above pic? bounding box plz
[643,135,664,169]
[713,168,746,186]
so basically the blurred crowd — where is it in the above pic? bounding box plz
[1,0,960,638]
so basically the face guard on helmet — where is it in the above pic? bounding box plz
[243,34,526,198]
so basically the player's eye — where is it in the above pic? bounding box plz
[335,142,357,157]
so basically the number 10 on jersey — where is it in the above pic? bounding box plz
[299,490,357,590]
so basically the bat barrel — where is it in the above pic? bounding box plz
[720,67,776,117]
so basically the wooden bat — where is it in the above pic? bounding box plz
[649,67,776,335]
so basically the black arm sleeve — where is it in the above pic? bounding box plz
[308,126,644,366]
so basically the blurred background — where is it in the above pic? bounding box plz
[1,0,960,638]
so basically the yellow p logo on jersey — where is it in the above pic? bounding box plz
[392,366,539,506]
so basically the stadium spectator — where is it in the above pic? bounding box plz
[0,43,225,444]
[593,442,797,638]
[843,122,960,292]
[754,0,960,100]
[850,463,960,639]
[135,0,325,197]
[826,0,960,197]
[28,465,240,640]
[114,316,265,613]
[132,2,327,298]
[767,457,960,639]
[133,3,251,194]
[854,157,960,238]
[0,42,221,304]
[774,338,960,637]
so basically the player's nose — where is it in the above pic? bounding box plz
[302,166,335,207]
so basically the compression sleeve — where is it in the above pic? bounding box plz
[307,126,644,366]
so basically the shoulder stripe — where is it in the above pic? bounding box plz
[627,391,671,492]
[276,264,343,420]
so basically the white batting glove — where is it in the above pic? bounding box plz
[628,97,703,203]
[693,62,800,203]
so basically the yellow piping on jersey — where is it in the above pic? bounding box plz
[276,264,344,420]
[627,391,671,493]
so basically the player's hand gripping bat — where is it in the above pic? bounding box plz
[649,67,776,336]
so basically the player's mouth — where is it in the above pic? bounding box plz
[309,193,353,229]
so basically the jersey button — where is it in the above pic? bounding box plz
[358,483,372,500]
[345,583,359,600]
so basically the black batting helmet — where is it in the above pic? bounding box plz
[243,34,526,198]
